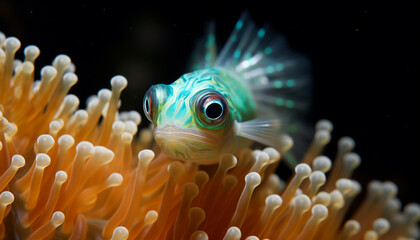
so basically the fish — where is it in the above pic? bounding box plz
[143,12,311,165]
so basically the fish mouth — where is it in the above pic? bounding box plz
[154,125,217,144]
[153,125,218,161]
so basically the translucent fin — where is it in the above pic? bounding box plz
[189,23,218,71]
[189,12,312,116]
[234,116,297,166]
[190,12,313,167]
[225,13,312,167]
[215,12,311,116]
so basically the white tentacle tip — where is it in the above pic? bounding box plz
[138,149,155,163]
[338,137,355,152]
[373,218,390,235]
[37,134,55,148]
[224,226,241,239]
[344,220,361,233]
[98,88,112,101]
[124,121,138,135]
[343,152,361,169]
[5,37,21,51]
[263,147,281,162]
[58,134,75,148]
[121,132,133,143]
[111,226,129,240]
[316,119,333,132]
[314,130,331,145]
[53,54,71,68]
[93,146,115,164]
[110,75,128,90]
[191,231,208,240]
[309,171,326,185]
[63,72,78,86]
[312,191,331,206]
[55,171,68,184]
[265,194,283,208]
[24,45,40,61]
[35,153,51,168]
[336,178,353,195]
[41,65,58,79]
[0,191,15,205]
[76,141,94,155]
[404,203,420,222]
[106,173,124,187]
[21,61,35,74]
[295,163,311,178]
[63,94,80,106]
[294,194,312,211]
[245,172,262,187]
[11,155,25,168]
[51,211,65,227]
[312,204,328,220]
[112,121,126,134]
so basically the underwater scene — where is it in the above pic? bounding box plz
[0,2,418,240]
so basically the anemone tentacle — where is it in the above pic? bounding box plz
[0,32,419,240]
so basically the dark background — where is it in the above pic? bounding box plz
[1,1,418,204]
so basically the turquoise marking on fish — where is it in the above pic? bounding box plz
[144,13,311,165]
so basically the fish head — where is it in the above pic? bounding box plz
[143,69,236,164]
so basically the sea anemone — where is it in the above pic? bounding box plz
[0,30,419,240]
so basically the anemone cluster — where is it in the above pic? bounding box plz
[0,32,419,240]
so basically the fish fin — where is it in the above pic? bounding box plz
[190,13,313,167]
[234,116,300,167]
[214,12,311,115]
[189,22,218,71]
[220,12,312,167]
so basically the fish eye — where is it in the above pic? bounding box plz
[196,91,228,125]
[143,84,172,124]
[143,89,155,123]
[204,101,223,120]
[144,96,150,113]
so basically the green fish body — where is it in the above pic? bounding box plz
[144,13,310,165]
